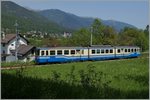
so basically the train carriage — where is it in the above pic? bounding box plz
[88,45,115,60]
[35,45,141,64]
[114,46,140,59]
[35,47,89,64]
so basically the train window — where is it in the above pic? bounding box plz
[76,49,80,54]
[46,50,49,55]
[136,49,139,52]
[125,49,127,52]
[97,49,100,54]
[134,49,136,52]
[101,49,104,53]
[50,50,55,55]
[131,49,134,52]
[76,49,80,52]
[110,49,113,53]
[128,49,130,52]
[117,49,121,53]
[92,49,95,54]
[71,50,75,54]
[41,51,45,56]
[64,50,69,55]
[106,49,109,53]
[57,50,62,55]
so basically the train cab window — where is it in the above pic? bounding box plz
[46,50,49,55]
[131,49,134,52]
[64,50,69,55]
[128,49,130,52]
[125,49,127,52]
[57,50,62,55]
[92,49,95,54]
[97,49,100,54]
[50,50,55,55]
[101,49,104,54]
[41,51,45,56]
[117,49,121,53]
[110,49,113,53]
[71,50,75,54]
[106,49,109,53]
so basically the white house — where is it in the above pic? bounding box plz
[63,32,72,38]
[1,33,35,62]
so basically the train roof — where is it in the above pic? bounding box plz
[114,46,140,48]
[36,45,140,50]
[36,47,88,50]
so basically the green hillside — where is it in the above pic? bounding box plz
[1,1,66,33]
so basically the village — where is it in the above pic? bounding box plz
[1,27,72,62]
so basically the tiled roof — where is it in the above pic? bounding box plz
[17,44,35,55]
[1,34,16,44]
[10,44,35,56]
[1,34,29,44]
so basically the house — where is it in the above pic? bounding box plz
[63,32,72,38]
[1,33,36,62]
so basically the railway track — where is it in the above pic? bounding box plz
[1,56,148,70]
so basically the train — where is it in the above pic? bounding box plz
[35,45,141,64]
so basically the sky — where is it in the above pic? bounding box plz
[9,0,149,29]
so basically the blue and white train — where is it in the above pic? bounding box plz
[35,45,140,64]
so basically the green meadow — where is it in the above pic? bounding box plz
[1,53,149,99]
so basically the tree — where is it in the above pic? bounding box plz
[91,18,105,45]
[69,28,91,46]
[144,25,149,39]
[119,27,148,51]
[102,26,118,45]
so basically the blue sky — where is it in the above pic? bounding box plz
[10,0,149,29]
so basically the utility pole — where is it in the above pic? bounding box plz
[90,27,93,46]
[14,20,18,61]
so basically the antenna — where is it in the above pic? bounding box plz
[14,20,19,61]
[90,27,93,46]
[111,19,115,29]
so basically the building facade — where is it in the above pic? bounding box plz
[1,33,35,62]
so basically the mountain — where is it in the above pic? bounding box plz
[102,20,136,32]
[38,9,94,30]
[39,9,136,32]
[1,1,66,33]
[2,1,136,33]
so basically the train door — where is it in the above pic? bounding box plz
[117,48,124,58]
[76,49,82,60]
[121,48,124,57]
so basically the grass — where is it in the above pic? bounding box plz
[1,61,35,67]
[1,53,149,99]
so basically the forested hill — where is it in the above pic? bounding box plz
[39,9,136,32]
[1,1,67,33]
[38,9,94,30]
